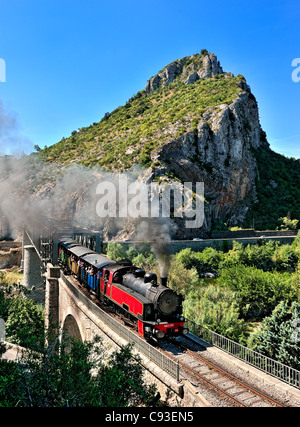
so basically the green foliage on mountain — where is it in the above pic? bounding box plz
[39,72,243,170]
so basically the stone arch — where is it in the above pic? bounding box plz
[61,314,83,343]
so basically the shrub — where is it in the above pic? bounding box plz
[249,301,300,369]
[183,285,249,344]
[279,216,299,230]
[106,243,127,262]
[5,298,44,349]
[217,265,298,320]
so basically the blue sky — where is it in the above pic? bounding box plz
[0,0,300,158]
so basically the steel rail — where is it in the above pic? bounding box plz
[159,346,248,407]
[180,343,288,407]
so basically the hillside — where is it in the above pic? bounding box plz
[40,52,244,170]
[38,51,300,236]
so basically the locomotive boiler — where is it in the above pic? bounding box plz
[122,271,180,316]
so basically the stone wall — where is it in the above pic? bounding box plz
[102,235,296,256]
[211,229,298,239]
[0,241,22,269]
[0,241,21,251]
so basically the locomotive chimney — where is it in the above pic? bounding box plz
[160,276,168,287]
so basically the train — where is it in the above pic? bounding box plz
[58,237,189,341]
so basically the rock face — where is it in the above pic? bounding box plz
[0,246,22,269]
[145,52,224,93]
[147,66,269,237]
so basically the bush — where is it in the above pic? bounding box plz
[5,298,44,349]
[183,285,249,344]
[249,301,300,369]
[272,245,299,271]
[167,257,201,295]
[175,247,223,274]
[217,265,298,320]
[0,338,158,407]
[279,216,299,230]
[106,243,127,262]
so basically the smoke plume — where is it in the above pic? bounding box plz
[0,101,32,156]
[135,218,175,278]
[0,149,174,278]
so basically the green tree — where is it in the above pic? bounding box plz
[106,242,127,262]
[183,285,249,344]
[0,337,158,407]
[249,301,300,369]
[0,273,29,322]
[97,344,157,407]
[5,297,44,349]
[0,279,11,322]
[279,216,299,231]
[218,265,298,320]
[175,247,223,275]
[272,244,299,271]
[131,253,157,272]
[167,257,201,296]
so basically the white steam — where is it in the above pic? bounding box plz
[0,149,174,279]
[0,101,32,156]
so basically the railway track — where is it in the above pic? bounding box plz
[65,273,293,407]
[159,338,289,407]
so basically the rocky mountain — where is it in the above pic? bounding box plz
[38,51,299,238]
[145,51,224,92]
[146,54,269,234]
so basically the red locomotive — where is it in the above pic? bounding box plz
[58,238,189,341]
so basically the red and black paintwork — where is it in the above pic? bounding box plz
[58,238,188,340]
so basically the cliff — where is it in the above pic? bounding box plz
[145,51,224,92]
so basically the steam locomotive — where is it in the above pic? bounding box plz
[58,237,188,341]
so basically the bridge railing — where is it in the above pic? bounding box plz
[184,318,300,390]
[60,272,179,381]
[102,309,180,381]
